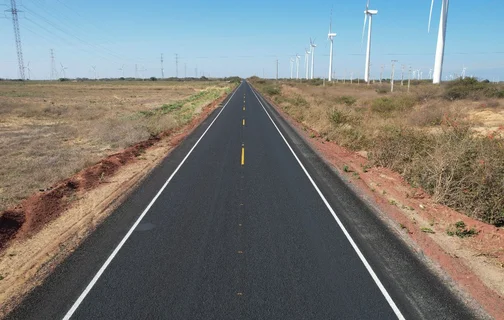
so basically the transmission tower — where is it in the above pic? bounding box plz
[50,49,58,80]
[175,53,179,78]
[9,0,25,80]
[160,53,164,79]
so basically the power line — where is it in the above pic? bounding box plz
[26,0,140,63]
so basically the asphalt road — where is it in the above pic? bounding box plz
[7,81,481,320]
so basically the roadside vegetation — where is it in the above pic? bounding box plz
[0,80,232,212]
[250,77,504,226]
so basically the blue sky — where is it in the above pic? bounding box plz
[0,0,503,80]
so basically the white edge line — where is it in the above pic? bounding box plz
[62,82,242,320]
[249,83,406,320]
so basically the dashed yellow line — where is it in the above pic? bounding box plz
[241,144,245,166]
[242,118,245,126]
[243,106,245,111]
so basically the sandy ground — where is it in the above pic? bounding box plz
[0,90,229,318]
[259,92,504,320]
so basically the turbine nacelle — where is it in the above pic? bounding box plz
[365,9,378,15]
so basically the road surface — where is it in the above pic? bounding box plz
[7,81,480,320]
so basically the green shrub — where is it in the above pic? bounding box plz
[335,96,357,107]
[289,95,308,107]
[328,109,350,126]
[443,78,502,100]
[265,85,280,95]
[371,96,417,115]
[371,98,396,114]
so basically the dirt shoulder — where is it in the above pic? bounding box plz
[0,88,232,318]
[254,84,504,320]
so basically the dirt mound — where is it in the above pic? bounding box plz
[0,93,226,251]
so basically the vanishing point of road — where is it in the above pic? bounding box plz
[7,81,479,320]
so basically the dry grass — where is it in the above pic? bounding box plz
[251,78,504,225]
[0,80,232,211]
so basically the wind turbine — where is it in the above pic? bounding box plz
[310,38,317,79]
[428,0,450,84]
[305,48,311,80]
[60,63,68,78]
[296,54,301,80]
[429,68,433,79]
[290,58,294,79]
[327,11,337,82]
[461,66,467,79]
[362,0,378,84]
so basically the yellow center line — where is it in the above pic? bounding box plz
[242,118,245,126]
[241,145,245,166]
[243,106,245,111]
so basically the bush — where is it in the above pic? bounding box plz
[371,95,417,115]
[375,87,388,94]
[443,78,502,100]
[335,96,357,107]
[150,77,157,81]
[407,105,447,127]
[328,109,350,126]
[371,98,396,114]
[265,85,280,95]
[289,95,308,107]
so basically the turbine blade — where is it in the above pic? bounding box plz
[366,0,370,10]
[428,0,435,33]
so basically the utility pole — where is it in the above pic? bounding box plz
[161,53,164,79]
[184,63,187,79]
[135,64,138,79]
[391,60,398,92]
[408,66,412,93]
[380,65,384,84]
[175,54,179,78]
[401,65,405,86]
[91,66,97,80]
[276,59,279,80]
[9,0,25,80]
[350,72,353,84]
[50,49,57,80]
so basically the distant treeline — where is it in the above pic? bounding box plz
[0,76,242,83]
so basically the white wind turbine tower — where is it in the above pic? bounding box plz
[290,58,294,79]
[305,48,311,80]
[362,0,378,84]
[60,63,68,78]
[327,12,337,82]
[429,0,450,84]
[462,66,467,79]
[310,38,317,79]
[429,68,433,79]
[296,54,301,80]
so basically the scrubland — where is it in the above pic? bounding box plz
[251,77,504,225]
[0,80,232,212]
